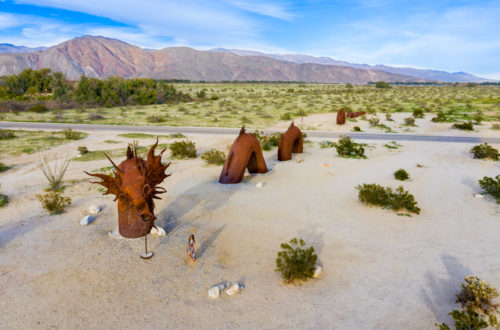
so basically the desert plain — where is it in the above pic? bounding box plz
[0,112,499,329]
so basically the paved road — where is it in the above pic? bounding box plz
[1,121,499,144]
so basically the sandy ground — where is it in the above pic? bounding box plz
[0,118,499,329]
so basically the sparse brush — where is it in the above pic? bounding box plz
[394,169,410,181]
[479,175,500,201]
[453,121,474,130]
[456,276,499,327]
[0,129,16,139]
[404,117,416,126]
[63,128,82,140]
[146,115,165,123]
[275,237,317,284]
[201,149,226,165]
[413,108,425,118]
[39,154,70,191]
[280,113,292,120]
[356,183,420,214]
[250,131,282,151]
[352,126,362,132]
[470,143,499,160]
[36,191,71,215]
[0,184,8,208]
[77,146,89,155]
[333,136,365,158]
[169,140,197,158]
[28,103,49,113]
[368,117,380,127]
[431,110,447,122]
[0,162,11,173]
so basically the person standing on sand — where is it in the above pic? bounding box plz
[187,234,196,263]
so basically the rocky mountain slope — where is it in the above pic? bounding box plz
[0,36,424,83]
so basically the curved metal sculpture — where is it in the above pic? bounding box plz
[219,127,268,184]
[278,122,303,161]
[347,111,366,118]
[337,109,346,125]
[85,140,170,238]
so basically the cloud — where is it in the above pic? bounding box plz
[227,0,294,20]
[0,12,23,29]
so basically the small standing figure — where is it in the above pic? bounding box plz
[186,234,196,263]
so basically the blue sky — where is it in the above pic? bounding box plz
[1,0,499,78]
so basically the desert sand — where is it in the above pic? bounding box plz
[0,119,499,329]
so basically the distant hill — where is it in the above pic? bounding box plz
[0,43,47,54]
[0,35,428,83]
[208,48,488,82]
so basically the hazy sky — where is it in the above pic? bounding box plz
[1,0,499,78]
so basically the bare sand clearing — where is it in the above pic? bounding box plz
[0,124,499,329]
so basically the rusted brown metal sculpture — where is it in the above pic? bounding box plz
[85,140,170,238]
[278,122,303,161]
[219,127,268,184]
[346,111,366,118]
[337,109,346,124]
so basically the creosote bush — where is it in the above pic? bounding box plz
[275,237,318,284]
[169,140,197,158]
[29,103,49,113]
[356,183,420,214]
[250,130,282,151]
[404,117,416,126]
[201,149,226,165]
[479,175,500,201]
[453,121,474,131]
[36,191,71,215]
[77,146,89,155]
[0,129,16,139]
[0,185,8,208]
[280,112,292,121]
[438,276,499,329]
[333,136,365,158]
[39,155,70,191]
[146,114,165,123]
[432,110,447,122]
[63,127,82,140]
[470,143,499,160]
[368,117,380,127]
[0,162,11,173]
[413,108,425,118]
[352,126,362,132]
[394,168,410,181]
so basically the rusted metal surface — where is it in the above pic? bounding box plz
[278,122,303,161]
[337,109,346,124]
[347,111,366,118]
[85,140,170,238]
[219,127,267,184]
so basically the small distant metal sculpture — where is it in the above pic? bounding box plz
[85,140,170,238]
[278,122,303,161]
[219,127,267,184]
[347,111,366,118]
[337,109,346,125]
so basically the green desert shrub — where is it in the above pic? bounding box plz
[36,191,71,215]
[29,103,48,113]
[333,136,365,158]
[201,149,226,165]
[250,131,282,151]
[169,140,197,158]
[385,113,392,121]
[404,117,416,126]
[352,126,362,132]
[375,81,391,89]
[491,124,500,130]
[394,169,410,181]
[275,238,318,284]
[0,129,16,139]
[0,194,7,208]
[0,162,11,173]
[474,110,483,124]
[437,310,488,330]
[413,108,425,118]
[63,128,82,140]
[196,89,206,98]
[431,110,447,122]
[146,115,165,123]
[280,113,292,121]
[39,155,70,191]
[368,117,380,127]
[453,121,474,131]
[479,175,500,201]
[169,132,186,139]
[319,140,335,148]
[77,146,89,155]
[456,276,499,324]
[356,183,420,214]
[470,143,499,160]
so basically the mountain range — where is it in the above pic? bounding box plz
[0,35,487,83]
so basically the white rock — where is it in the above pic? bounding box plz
[313,265,322,278]
[208,282,230,299]
[225,283,244,296]
[256,182,264,188]
[150,226,166,237]
[108,229,125,239]
[80,215,94,226]
[88,205,100,214]
[474,194,484,199]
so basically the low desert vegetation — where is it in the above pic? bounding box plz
[479,175,500,202]
[412,108,425,118]
[319,140,335,148]
[0,129,16,139]
[404,117,416,126]
[201,149,226,165]
[77,146,89,155]
[249,130,282,151]
[352,126,362,132]
[356,183,420,214]
[333,136,365,158]
[36,191,72,215]
[384,141,402,150]
[437,276,499,329]
[394,169,410,181]
[470,143,499,160]
[63,128,82,140]
[452,121,474,131]
[431,110,447,122]
[0,161,11,173]
[0,184,8,208]
[275,237,318,284]
[169,140,197,158]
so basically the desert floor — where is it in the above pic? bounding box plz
[0,118,499,329]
